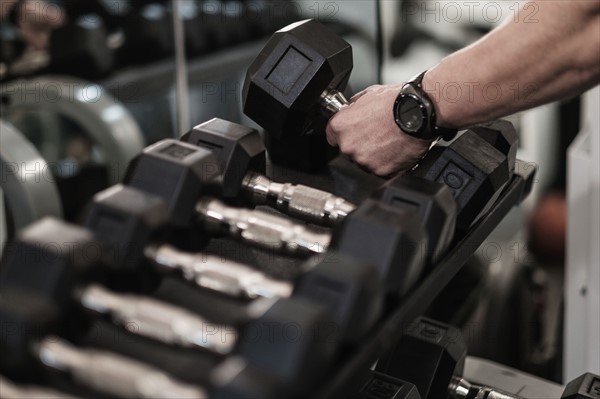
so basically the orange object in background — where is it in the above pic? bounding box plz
[528,191,567,263]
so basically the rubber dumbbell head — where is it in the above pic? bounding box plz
[413,130,510,232]
[85,184,172,271]
[243,19,353,140]
[375,175,457,267]
[235,297,337,391]
[124,139,220,227]
[471,120,519,174]
[0,218,103,305]
[376,317,467,399]
[351,371,422,399]
[181,117,266,202]
[294,253,383,342]
[0,290,59,377]
[562,373,600,399]
[330,199,427,297]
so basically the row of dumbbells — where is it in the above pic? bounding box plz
[0,114,521,398]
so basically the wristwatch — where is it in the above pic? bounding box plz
[393,71,457,141]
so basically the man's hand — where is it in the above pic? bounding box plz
[325,84,434,177]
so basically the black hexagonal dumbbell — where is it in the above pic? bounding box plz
[181,117,356,226]
[374,176,457,267]
[376,317,534,399]
[350,371,422,399]
[411,131,509,233]
[124,138,333,256]
[0,217,339,395]
[562,373,600,399]
[242,19,351,171]
[243,19,352,141]
[471,120,519,175]
[84,183,384,343]
[376,317,468,399]
[328,198,428,297]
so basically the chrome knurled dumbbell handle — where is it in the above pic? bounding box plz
[37,337,207,399]
[451,377,524,399]
[320,88,350,117]
[242,172,356,226]
[79,285,237,354]
[197,199,331,256]
[147,244,294,299]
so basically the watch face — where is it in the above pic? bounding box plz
[398,96,425,133]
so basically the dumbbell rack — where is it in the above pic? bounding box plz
[72,157,534,398]
[312,164,535,398]
[0,151,534,398]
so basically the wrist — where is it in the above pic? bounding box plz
[421,67,457,130]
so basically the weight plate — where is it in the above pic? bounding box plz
[1,76,145,183]
[0,120,63,236]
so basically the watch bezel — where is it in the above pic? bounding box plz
[394,93,428,135]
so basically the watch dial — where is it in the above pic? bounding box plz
[399,97,424,131]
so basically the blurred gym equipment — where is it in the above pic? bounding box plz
[1,76,145,220]
[0,119,62,237]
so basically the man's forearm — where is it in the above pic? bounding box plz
[423,0,600,129]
